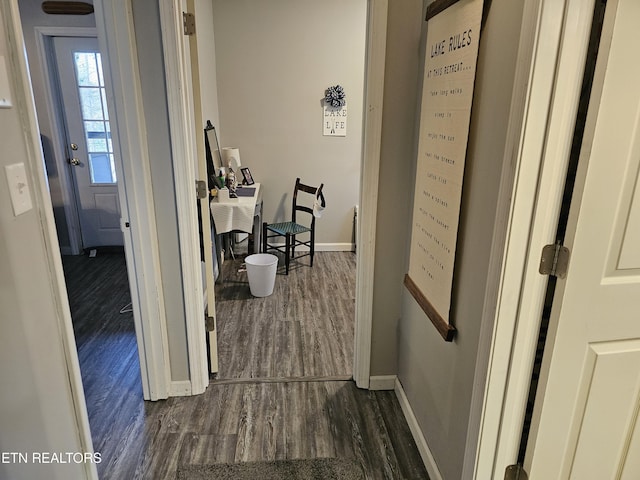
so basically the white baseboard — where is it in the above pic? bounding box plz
[369,375,397,390]
[169,380,192,397]
[269,242,355,252]
[317,242,354,252]
[395,378,443,480]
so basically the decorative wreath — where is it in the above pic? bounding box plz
[325,85,346,108]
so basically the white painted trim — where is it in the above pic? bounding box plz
[169,380,193,397]
[353,0,388,390]
[94,0,171,400]
[3,2,97,478]
[33,27,98,255]
[158,0,209,396]
[461,0,542,478]
[394,378,443,480]
[316,243,354,252]
[369,375,397,390]
[472,0,596,477]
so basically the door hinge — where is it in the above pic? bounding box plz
[196,180,207,199]
[504,464,528,480]
[205,315,215,331]
[183,12,196,35]
[539,242,570,279]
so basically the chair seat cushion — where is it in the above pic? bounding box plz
[266,221,311,235]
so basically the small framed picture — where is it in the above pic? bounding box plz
[240,167,255,185]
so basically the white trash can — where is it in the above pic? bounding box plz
[245,254,278,297]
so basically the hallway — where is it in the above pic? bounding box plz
[63,252,428,479]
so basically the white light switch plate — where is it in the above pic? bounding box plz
[0,56,12,108]
[5,163,33,216]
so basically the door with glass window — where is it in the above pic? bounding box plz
[54,36,123,248]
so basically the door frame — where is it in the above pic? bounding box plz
[33,26,97,256]
[158,0,209,395]
[158,0,388,391]
[354,0,388,389]
[469,0,598,477]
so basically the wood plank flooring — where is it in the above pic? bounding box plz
[214,249,356,378]
[62,252,429,479]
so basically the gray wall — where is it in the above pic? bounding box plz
[369,0,424,376]
[211,0,367,247]
[0,7,88,478]
[393,1,526,479]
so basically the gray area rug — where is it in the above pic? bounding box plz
[176,457,366,479]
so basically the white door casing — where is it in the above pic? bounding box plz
[469,0,603,476]
[159,0,210,395]
[186,0,219,375]
[526,0,640,477]
[53,36,123,248]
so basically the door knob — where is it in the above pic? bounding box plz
[69,158,80,166]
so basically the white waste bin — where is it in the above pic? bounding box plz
[245,254,278,297]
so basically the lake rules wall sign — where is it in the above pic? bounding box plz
[405,0,484,341]
[323,104,347,136]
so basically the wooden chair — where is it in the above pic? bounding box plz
[262,178,325,274]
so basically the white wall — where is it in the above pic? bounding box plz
[193,0,221,129]
[0,4,92,478]
[393,1,526,478]
[212,0,367,247]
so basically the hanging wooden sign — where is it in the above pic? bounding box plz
[405,0,484,341]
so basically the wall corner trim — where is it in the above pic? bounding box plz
[169,380,193,397]
[369,375,397,390]
[394,378,444,480]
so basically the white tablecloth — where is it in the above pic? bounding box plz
[209,183,261,234]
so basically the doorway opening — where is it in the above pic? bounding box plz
[19,18,145,461]
[197,0,367,383]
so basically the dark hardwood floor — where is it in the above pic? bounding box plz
[62,251,429,479]
[214,249,356,379]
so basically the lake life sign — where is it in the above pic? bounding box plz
[323,104,347,136]
[405,0,484,341]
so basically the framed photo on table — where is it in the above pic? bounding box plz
[240,167,254,185]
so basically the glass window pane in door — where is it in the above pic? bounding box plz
[73,50,116,185]
[89,153,115,183]
[79,87,103,120]
[74,52,99,86]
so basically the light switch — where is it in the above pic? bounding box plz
[0,56,12,108]
[5,163,33,216]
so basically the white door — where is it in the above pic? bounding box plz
[54,36,123,248]
[526,0,640,477]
